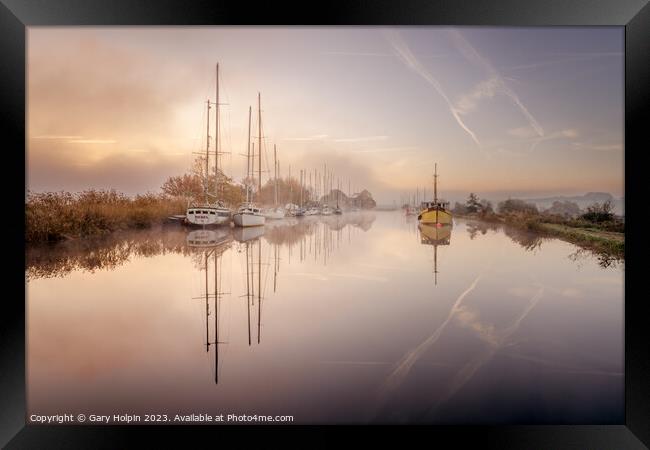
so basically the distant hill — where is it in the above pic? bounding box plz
[522,192,624,215]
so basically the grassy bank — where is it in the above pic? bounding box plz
[456,212,624,259]
[26,190,187,243]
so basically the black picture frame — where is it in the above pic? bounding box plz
[3,0,648,447]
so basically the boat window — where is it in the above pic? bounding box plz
[188,210,194,214]
[202,211,209,214]
[209,211,215,215]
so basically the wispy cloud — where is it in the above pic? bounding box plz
[324,51,446,59]
[447,29,545,138]
[350,146,419,154]
[334,135,388,143]
[67,139,117,144]
[507,126,539,139]
[32,135,83,140]
[384,30,482,148]
[505,52,623,71]
[323,51,393,57]
[571,142,623,152]
[455,77,500,115]
[282,134,328,141]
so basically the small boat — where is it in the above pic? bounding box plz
[262,144,285,220]
[334,179,343,214]
[294,207,305,217]
[321,205,333,216]
[234,96,266,228]
[418,163,453,225]
[305,206,320,216]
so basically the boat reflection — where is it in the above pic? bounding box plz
[186,229,231,248]
[418,223,452,285]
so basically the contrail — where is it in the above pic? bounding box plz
[447,29,545,138]
[379,273,483,397]
[424,285,544,418]
[384,30,482,148]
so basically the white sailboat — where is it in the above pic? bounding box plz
[263,144,285,220]
[186,63,231,227]
[233,95,265,228]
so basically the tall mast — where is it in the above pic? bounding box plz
[215,63,220,199]
[205,100,211,204]
[257,92,262,195]
[434,163,438,203]
[246,106,251,203]
[274,144,278,206]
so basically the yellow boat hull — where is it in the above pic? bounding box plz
[418,208,453,225]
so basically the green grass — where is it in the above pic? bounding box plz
[531,222,624,257]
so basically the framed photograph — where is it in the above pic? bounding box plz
[4,0,649,447]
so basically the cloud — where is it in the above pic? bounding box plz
[282,134,329,141]
[447,29,545,138]
[33,135,83,140]
[507,126,538,138]
[455,77,500,115]
[505,52,623,71]
[349,146,418,154]
[67,139,117,144]
[333,135,388,143]
[571,142,622,152]
[384,29,482,148]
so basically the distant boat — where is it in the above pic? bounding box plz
[321,205,333,216]
[418,163,453,226]
[185,63,231,227]
[305,206,320,216]
[234,97,265,228]
[334,178,343,214]
[263,144,286,220]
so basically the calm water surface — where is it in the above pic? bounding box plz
[26,212,624,424]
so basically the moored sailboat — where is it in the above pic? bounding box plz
[418,163,453,226]
[233,98,265,228]
[185,64,231,227]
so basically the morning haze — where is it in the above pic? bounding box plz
[27,27,623,204]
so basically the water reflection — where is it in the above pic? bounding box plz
[418,223,451,285]
[26,213,377,280]
[26,213,623,423]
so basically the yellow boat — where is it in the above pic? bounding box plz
[417,163,453,225]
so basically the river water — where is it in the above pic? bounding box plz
[26,212,624,424]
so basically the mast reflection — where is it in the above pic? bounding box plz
[418,223,452,285]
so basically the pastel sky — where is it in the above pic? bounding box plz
[27,27,624,203]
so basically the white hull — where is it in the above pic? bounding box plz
[185,206,230,226]
[233,212,265,227]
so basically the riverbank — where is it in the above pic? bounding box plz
[26,190,187,243]
[456,212,624,259]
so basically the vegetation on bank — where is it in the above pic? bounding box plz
[453,193,624,258]
[26,190,187,243]
[27,159,377,242]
